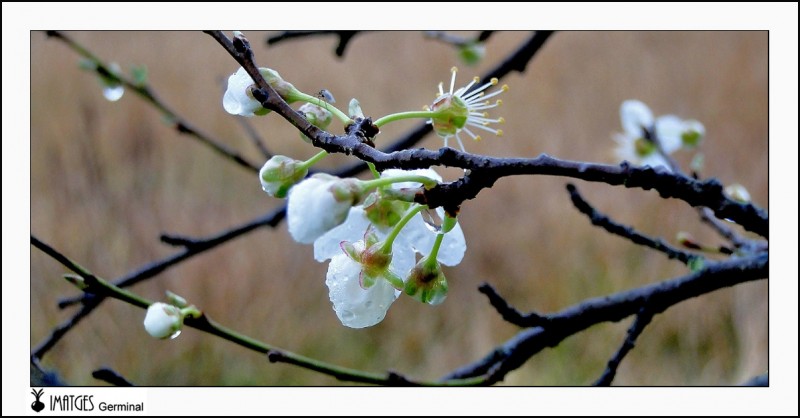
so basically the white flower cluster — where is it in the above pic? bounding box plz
[613,100,704,171]
[288,168,466,328]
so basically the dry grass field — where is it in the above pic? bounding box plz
[30,31,767,386]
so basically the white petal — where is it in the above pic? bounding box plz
[222,67,262,117]
[396,209,466,266]
[326,254,400,328]
[620,100,654,137]
[143,303,181,339]
[613,133,638,163]
[387,239,417,278]
[287,175,351,244]
[313,207,373,261]
[654,115,684,154]
[640,154,672,171]
[381,168,442,190]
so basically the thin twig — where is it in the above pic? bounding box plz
[566,183,702,265]
[477,283,550,327]
[38,207,284,359]
[92,368,135,386]
[32,236,489,387]
[444,253,768,382]
[46,31,260,173]
[237,117,272,159]
[266,30,363,57]
[59,207,284,310]
[650,124,754,248]
[593,308,655,386]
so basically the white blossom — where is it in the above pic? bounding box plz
[222,67,263,117]
[429,67,507,151]
[287,174,361,244]
[614,100,705,171]
[143,302,183,339]
[325,243,404,328]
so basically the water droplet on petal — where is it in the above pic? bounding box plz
[103,85,125,102]
[421,208,443,232]
[340,310,355,321]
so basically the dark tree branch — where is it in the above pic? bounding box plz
[444,253,767,382]
[46,31,260,173]
[207,30,767,237]
[34,207,285,360]
[266,30,364,58]
[478,283,550,327]
[92,367,135,386]
[33,237,492,386]
[44,34,549,350]
[593,308,655,386]
[566,183,702,265]
[332,31,553,178]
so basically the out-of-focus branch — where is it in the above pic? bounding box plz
[593,309,654,386]
[236,117,272,159]
[566,183,702,265]
[46,31,260,173]
[266,30,364,58]
[31,236,490,387]
[445,253,767,383]
[92,368,135,386]
[478,283,550,328]
[34,207,285,360]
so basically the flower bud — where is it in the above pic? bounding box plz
[299,103,333,130]
[404,256,448,305]
[143,302,183,339]
[223,67,265,117]
[223,67,302,117]
[348,98,364,119]
[259,155,309,198]
[458,42,486,66]
[681,120,705,147]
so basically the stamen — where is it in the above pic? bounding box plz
[455,132,466,151]
[449,67,458,95]
[455,76,480,97]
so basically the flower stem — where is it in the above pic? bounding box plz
[298,150,329,171]
[361,175,438,191]
[367,162,381,178]
[381,204,426,253]
[33,234,492,386]
[425,232,446,269]
[374,110,437,128]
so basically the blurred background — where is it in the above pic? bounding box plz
[30,31,767,386]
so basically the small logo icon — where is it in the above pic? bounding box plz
[31,388,45,412]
